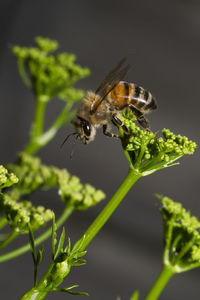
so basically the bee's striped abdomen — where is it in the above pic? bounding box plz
[129,83,157,112]
[108,81,157,113]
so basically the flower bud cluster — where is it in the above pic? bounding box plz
[12,36,90,102]
[158,195,200,270]
[5,153,105,233]
[2,194,53,233]
[7,153,58,196]
[120,114,197,175]
[57,169,105,210]
[0,165,18,190]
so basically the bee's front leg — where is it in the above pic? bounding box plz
[103,124,119,138]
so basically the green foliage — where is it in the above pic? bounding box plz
[0,152,105,241]
[1,36,198,300]
[28,224,44,285]
[47,226,88,292]
[120,112,197,175]
[7,152,105,211]
[23,216,88,298]
[158,195,200,273]
[12,37,90,155]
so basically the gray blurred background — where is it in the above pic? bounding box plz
[0,0,200,299]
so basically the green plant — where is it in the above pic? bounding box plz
[144,195,200,300]
[13,36,90,155]
[0,37,198,299]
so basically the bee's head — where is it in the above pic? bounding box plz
[72,116,96,144]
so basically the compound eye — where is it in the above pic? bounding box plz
[83,123,91,136]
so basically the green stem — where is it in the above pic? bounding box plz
[24,102,74,155]
[23,95,48,155]
[0,216,8,230]
[0,230,19,250]
[163,217,175,264]
[20,169,141,300]
[20,261,55,300]
[144,265,174,300]
[0,205,74,263]
[134,144,145,169]
[32,96,48,138]
[79,168,142,251]
[18,58,32,89]
[175,236,195,263]
[20,288,47,300]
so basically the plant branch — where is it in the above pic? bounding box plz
[32,96,49,138]
[24,102,74,155]
[144,265,174,300]
[0,205,74,263]
[0,230,19,250]
[78,168,142,251]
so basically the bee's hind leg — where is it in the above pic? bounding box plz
[112,114,130,135]
[128,105,150,131]
[103,123,119,138]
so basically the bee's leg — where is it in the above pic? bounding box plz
[128,105,150,131]
[112,114,130,135]
[103,124,119,138]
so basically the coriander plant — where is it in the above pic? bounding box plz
[0,37,198,300]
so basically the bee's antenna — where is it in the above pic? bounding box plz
[60,132,77,148]
[70,134,79,159]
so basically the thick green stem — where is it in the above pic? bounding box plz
[21,288,47,300]
[0,205,74,263]
[20,260,55,300]
[144,265,174,300]
[32,96,48,138]
[79,168,142,251]
[24,95,48,155]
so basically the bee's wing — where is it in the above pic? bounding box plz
[91,58,131,114]
[95,58,127,95]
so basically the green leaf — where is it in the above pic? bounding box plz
[72,235,86,253]
[76,251,87,258]
[36,246,44,265]
[71,261,86,266]
[53,286,89,296]
[54,227,65,259]
[64,237,71,254]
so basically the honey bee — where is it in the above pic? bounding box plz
[66,58,157,145]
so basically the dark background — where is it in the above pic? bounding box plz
[0,0,200,299]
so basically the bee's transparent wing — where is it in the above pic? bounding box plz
[91,58,130,114]
[95,58,126,95]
